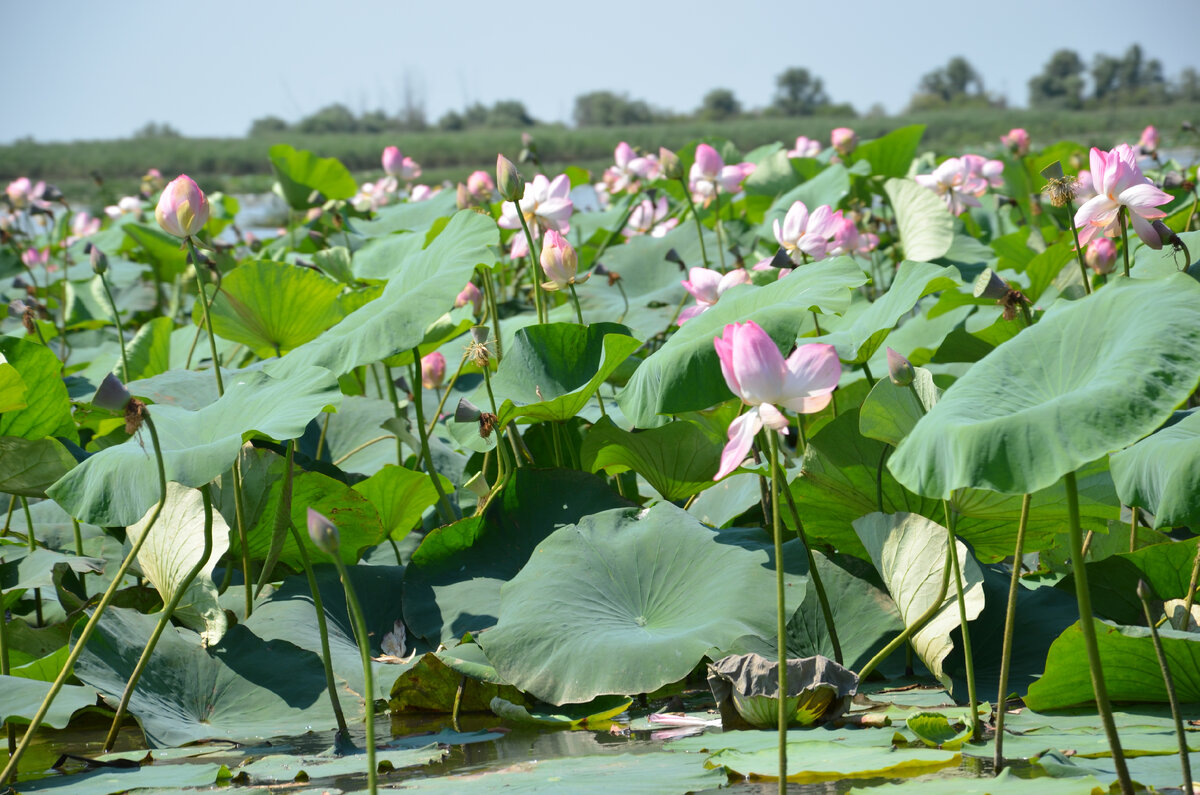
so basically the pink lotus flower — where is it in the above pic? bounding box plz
[786,136,822,158]
[1001,128,1030,156]
[498,173,574,258]
[455,282,483,314]
[688,144,755,203]
[421,351,446,390]
[1138,125,1158,155]
[142,168,165,193]
[540,230,588,291]
[68,211,100,243]
[961,154,1005,189]
[831,128,857,156]
[915,158,984,215]
[828,215,879,258]
[773,200,841,262]
[382,146,403,176]
[155,175,209,239]
[105,195,143,220]
[678,266,750,324]
[5,178,50,212]
[1074,169,1097,203]
[351,181,391,212]
[624,196,678,238]
[1084,238,1117,274]
[410,184,434,202]
[713,321,840,479]
[21,247,48,268]
[752,255,792,280]
[603,142,660,193]
[1073,144,1171,247]
[467,170,495,197]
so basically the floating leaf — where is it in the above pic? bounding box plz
[906,711,972,749]
[708,740,959,782]
[489,694,631,727]
[0,676,97,729]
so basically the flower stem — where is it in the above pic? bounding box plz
[712,191,728,272]
[1119,208,1132,278]
[1137,582,1192,794]
[680,179,710,269]
[185,237,224,396]
[765,432,788,793]
[779,478,842,665]
[515,211,546,324]
[410,350,458,524]
[331,556,376,795]
[943,500,979,739]
[98,270,130,382]
[1179,534,1200,629]
[568,283,585,325]
[382,364,406,466]
[480,268,503,361]
[1065,199,1093,295]
[857,543,952,682]
[1065,470,1133,794]
[993,492,1031,772]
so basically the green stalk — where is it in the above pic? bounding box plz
[331,556,376,795]
[410,351,457,524]
[98,271,130,382]
[679,179,710,269]
[993,492,1032,772]
[1181,530,1200,629]
[2,494,14,535]
[590,193,640,264]
[185,238,224,396]
[231,461,252,618]
[1064,198,1093,295]
[1065,470,1133,794]
[1119,208,1131,278]
[289,524,350,740]
[1,587,14,765]
[858,543,953,682]
[0,414,168,785]
[567,283,585,325]
[779,480,842,665]
[103,485,217,751]
[1137,580,1192,794]
[480,268,503,361]
[943,500,979,738]
[514,211,546,324]
[766,432,788,793]
[712,191,727,272]
[382,364,406,465]
[72,519,86,598]
[20,498,42,627]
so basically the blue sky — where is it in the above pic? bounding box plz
[7,0,1199,143]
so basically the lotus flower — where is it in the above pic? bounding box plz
[382,146,403,176]
[603,142,660,193]
[773,200,841,262]
[409,184,433,201]
[688,143,755,203]
[455,282,483,314]
[498,173,574,258]
[540,230,588,291]
[155,175,209,239]
[831,127,857,156]
[1001,128,1030,156]
[961,154,1004,190]
[828,215,879,257]
[421,351,446,390]
[1085,238,1118,274]
[678,266,750,324]
[306,508,339,555]
[1073,144,1171,247]
[786,136,822,158]
[68,211,100,244]
[1138,125,1159,154]
[467,170,495,197]
[105,195,143,219]
[624,196,677,238]
[915,158,984,215]
[713,321,840,479]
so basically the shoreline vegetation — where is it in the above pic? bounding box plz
[4,104,1199,205]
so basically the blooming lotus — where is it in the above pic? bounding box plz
[915,158,984,215]
[6,178,51,212]
[786,136,822,158]
[67,211,100,244]
[105,195,143,220]
[603,142,660,193]
[21,248,48,269]
[467,170,495,197]
[540,230,588,291]
[961,154,1004,190]
[1001,128,1029,156]
[624,196,677,238]
[689,144,755,203]
[409,184,434,202]
[1073,144,1171,247]
[498,173,574,258]
[155,175,209,239]
[773,200,840,262]
[678,266,750,324]
[828,215,879,258]
[351,181,392,212]
[831,128,857,156]
[713,321,840,479]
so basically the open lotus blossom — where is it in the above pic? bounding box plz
[67,211,100,244]
[915,158,985,215]
[105,195,143,219]
[679,266,750,324]
[467,170,495,197]
[828,215,880,258]
[1073,144,1171,247]
[773,200,841,262]
[155,175,209,239]
[1001,128,1030,156]
[21,248,48,269]
[409,184,434,202]
[624,195,678,238]
[831,128,857,156]
[351,180,392,212]
[786,136,822,158]
[498,173,574,258]
[382,146,421,180]
[540,229,588,291]
[1138,125,1158,155]
[603,142,660,193]
[1074,169,1097,203]
[713,321,840,479]
[689,143,755,204]
[961,154,1005,189]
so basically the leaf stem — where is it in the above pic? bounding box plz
[993,492,1031,772]
[410,350,458,524]
[680,179,710,269]
[185,237,224,396]
[1137,581,1192,794]
[857,543,952,682]
[779,476,842,665]
[331,556,376,795]
[766,431,787,793]
[943,500,978,739]
[98,270,130,382]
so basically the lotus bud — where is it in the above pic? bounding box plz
[306,508,340,556]
[420,351,446,390]
[1138,125,1159,155]
[973,268,1009,300]
[1001,128,1030,156]
[455,282,483,314]
[467,170,495,196]
[831,127,857,156]
[93,372,132,412]
[659,147,683,181]
[540,230,586,291]
[381,145,403,177]
[1085,238,1117,274]
[155,174,210,239]
[454,397,483,423]
[496,155,524,202]
[455,183,471,210]
[88,243,108,275]
[886,348,914,386]
[1137,579,1152,602]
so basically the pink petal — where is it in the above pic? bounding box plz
[1117,183,1171,215]
[682,267,722,303]
[715,408,762,480]
[730,321,785,405]
[758,402,790,432]
[714,327,739,395]
[694,144,723,178]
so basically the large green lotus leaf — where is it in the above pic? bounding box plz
[352,190,457,237]
[885,178,955,262]
[816,261,960,364]
[0,358,27,412]
[0,548,105,597]
[1025,619,1200,710]
[479,501,806,705]
[847,124,925,179]
[0,436,77,498]
[1110,409,1200,528]
[392,751,725,792]
[1055,537,1200,625]
[617,256,867,427]
[846,767,1104,793]
[403,468,631,644]
[580,416,722,501]
[852,512,985,687]
[350,231,425,280]
[0,675,97,729]
[317,395,397,476]
[126,482,229,644]
[390,651,524,712]
[14,761,227,794]
[742,147,800,198]
[48,366,341,526]
[202,260,345,357]
[489,323,641,425]
[761,163,851,239]
[489,694,631,726]
[1024,239,1077,303]
[859,365,940,447]
[74,605,355,747]
[0,336,76,441]
[708,740,959,782]
[269,144,357,208]
[122,223,188,276]
[236,744,444,785]
[120,316,174,380]
[267,211,496,381]
[889,274,1200,498]
[352,464,441,541]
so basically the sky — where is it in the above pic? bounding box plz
[6,0,1200,144]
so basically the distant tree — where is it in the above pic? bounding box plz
[1093,45,1168,105]
[296,103,358,134]
[1176,67,1200,103]
[698,88,741,121]
[573,91,654,126]
[438,110,465,131]
[132,121,182,139]
[248,115,290,136]
[1029,49,1086,109]
[359,109,392,134]
[1092,54,1121,102]
[487,100,535,128]
[908,56,994,111]
[772,67,829,116]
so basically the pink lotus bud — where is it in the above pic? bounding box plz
[154,174,209,239]
[659,147,683,180]
[382,146,403,176]
[455,282,483,314]
[456,183,471,210]
[831,128,857,156]
[886,347,914,386]
[540,230,586,291]
[1138,125,1159,154]
[421,351,446,390]
[1001,128,1030,156]
[306,508,340,556]
[1084,238,1117,273]
[467,170,495,196]
[693,144,723,178]
[496,155,524,202]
